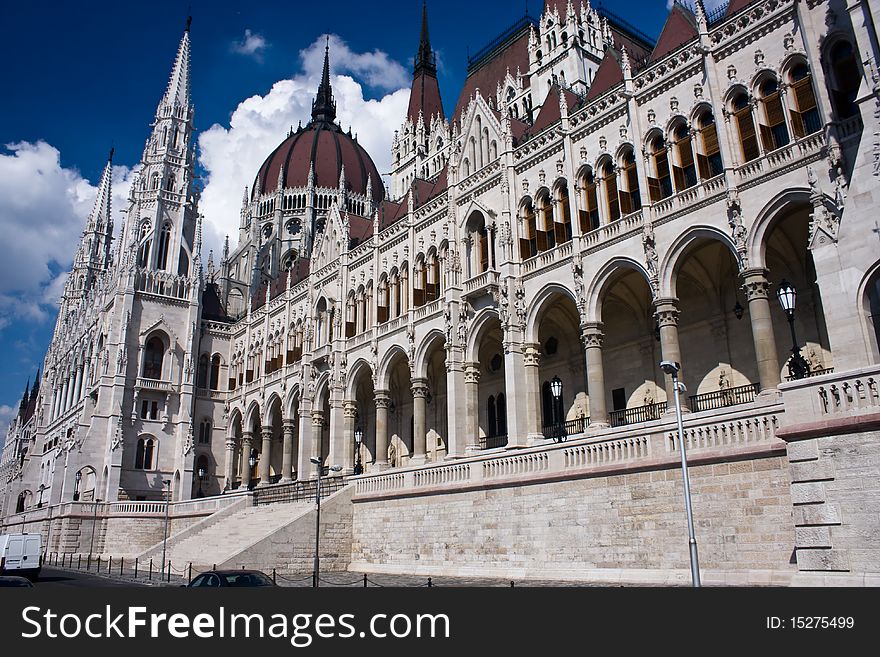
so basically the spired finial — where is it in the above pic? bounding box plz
[186,15,192,32]
[108,146,114,163]
[311,35,337,123]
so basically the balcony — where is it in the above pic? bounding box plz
[687,383,759,413]
[735,132,824,189]
[135,377,173,393]
[609,402,667,427]
[540,416,589,440]
[463,269,500,300]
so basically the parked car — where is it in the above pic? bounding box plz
[0,575,34,587]
[0,533,42,581]
[187,569,275,587]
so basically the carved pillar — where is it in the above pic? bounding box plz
[327,399,346,475]
[582,323,609,427]
[740,267,781,392]
[374,390,391,470]
[522,344,544,442]
[296,399,313,480]
[654,297,689,411]
[224,436,236,489]
[310,410,324,478]
[258,426,273,485]
[340,400,358,474]
[281,419,296,482]
[240,431,254,489]
[411,378,429,464]
[464,362,481,449]
[444,357,467,458]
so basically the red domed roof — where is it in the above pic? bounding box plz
[252,42,385,203]
[253,122,385,202]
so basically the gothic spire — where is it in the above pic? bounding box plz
[19,379,30,412]
[159,19,192,113]
[87,149,114,233]
[414,2,437,76]
[311,38,337,124]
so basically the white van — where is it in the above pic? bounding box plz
[0,533,42,580]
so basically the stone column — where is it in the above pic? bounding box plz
[582,323,609,427]
[296,400,313,481]
[374,390,391,470]
[327,399,347,475]
[444,356,467,458]
[73,366,83,403]
[654,297,689,412]
[741,267,781,393]
[240,431,254,489]
[310,410,324,478]
[342,401,358,474]
[258,426,273,485]
[281,419,296,482]
[411,378,429,464]
[464,362,481,449]
[522,344,544,442]
[224,437,236,489]
[61,376,71,413]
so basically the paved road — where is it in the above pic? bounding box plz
[34,567,149,588]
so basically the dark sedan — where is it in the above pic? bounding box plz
[187,570,275,587]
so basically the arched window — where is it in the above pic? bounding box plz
[135,438,155,469]
[554,182,572,244]
[142,337,164,380]
[197,354,209,388]
[496,393,506,436]
[578,168,600,232]
[618,149,641,215]
[828,41,860,119]
[210,354,221,390]
[535,190,553,251]
[178,248,189,277]
[198,420,212,445]
[732,92,760,163]
[156,223,172,270]
[520,199,538,259]
[695,111,723,178]
[788,63,821,137]
[488,395,497,439]
[151,172,160,190]
[758,77,789,151]
[599,158,620,222]
[672,123,697,191]
[647,134,672,202]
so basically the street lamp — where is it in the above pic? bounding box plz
[353,427,364,475]
[197,467,206,498]
[73,471,81,501]
[160,480,171,578]
[248,451,257,490]
[549,375,565,443]
[311,456,342,587]
[37,484,46,508]
[660,360,701,587]
[776,279,810,380]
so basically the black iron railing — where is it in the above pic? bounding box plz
[785,367,834,382]
[253,478,348,506]
[608,402,667,427]
[480,434,509,449]
[687,383,759,412]
[541,417,589,441]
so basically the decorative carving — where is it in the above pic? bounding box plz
[571,256,586,322]
[647,108,656,124]
[538,169,546,186]
[183,423,194,456]
[693,84,703,99]
[726,191,748,270]
[457,302,469,346]
[642,220,659,296]
[727,64,737,80]
[444,306,453,345]
[514,283,527,332]
[669,97,679,113]
[754,49,764,66]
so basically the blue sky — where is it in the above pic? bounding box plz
[0,0,675,434]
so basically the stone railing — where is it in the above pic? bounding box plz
[136,377,174,393]
[735,132,824,188]
[651,174,725,219]
[351,328,373,348]
[779,365,880,425]
[377,315,406,337]
[463,269,500,296]
[582,210,643,251]
[522,240,574,274]
[352,400,783,500]
[412,298,443,321]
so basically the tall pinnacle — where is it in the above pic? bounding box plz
[159,21,192,113]
[87,150,114,233]
[414,1,436,76]
[311,38,337,124]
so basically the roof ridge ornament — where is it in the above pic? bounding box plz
[311,37,337,124]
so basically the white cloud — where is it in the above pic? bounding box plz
[231,29,269,60]
[0,141,134,329]
[0,403,15,447]
[197,34,410,256]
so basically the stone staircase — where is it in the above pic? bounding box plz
[141,502,314,570]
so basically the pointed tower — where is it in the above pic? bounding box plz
[407,2,444,125]
[122,18,197,277]
[311,39,337,124]
[61,148,114,308]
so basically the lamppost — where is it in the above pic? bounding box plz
[660,360,701,587]
[353,427,364,475]
[197,467,206,498]
[89,497,102,558]
[549,375,565,443]
[311,456,342,587]
[776,279,810,380]
[160,480,171,577]
[73,471,81,501]
[37,484,46,508]
[248,452,257,490]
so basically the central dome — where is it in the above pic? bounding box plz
[252,43,385,204]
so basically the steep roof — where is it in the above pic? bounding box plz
[407,2,444,123]
[650,3,698,62]
[202,282,231,322]
[725,0,758,18]
[529,84,582,135]
[584,48,624,102]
